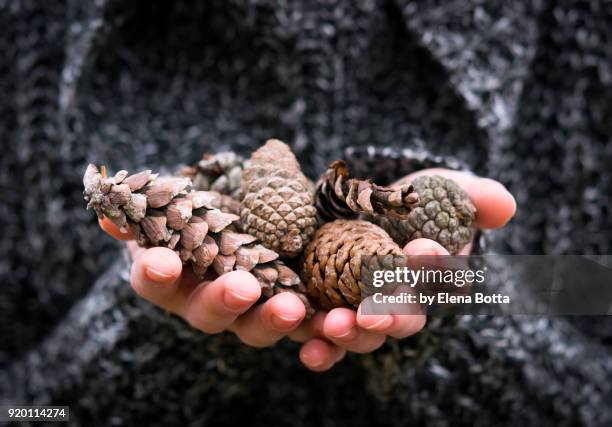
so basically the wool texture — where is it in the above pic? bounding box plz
[1,1,612,426]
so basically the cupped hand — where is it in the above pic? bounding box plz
[285,168,516,371]
[100,219,307,348]
[99,168,515,372]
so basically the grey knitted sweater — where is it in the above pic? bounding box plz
[1,0,612,425]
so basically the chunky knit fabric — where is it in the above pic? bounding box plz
[1,0,612,425]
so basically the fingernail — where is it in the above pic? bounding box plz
[413,248,437,256]
[302,352,324,369]
[272,313,301,329]
[365,315,393,330]
[145,266,175,283]
[330,327,356,340]
[224,289,257,310]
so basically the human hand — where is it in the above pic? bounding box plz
[99,168,515,372]
[287,168,516,371]
[100,219,308,350]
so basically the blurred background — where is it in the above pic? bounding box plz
[1,0,611,425]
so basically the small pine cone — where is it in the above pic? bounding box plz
[372,175,476,254]
[301,219,405,310]
[314,160,419,222]
[240,139,318,258]
[181,151,249,199]
[83,164,313,315]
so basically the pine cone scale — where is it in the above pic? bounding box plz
[315,160,419,222]
[144,177,191,208]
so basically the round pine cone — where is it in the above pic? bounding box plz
[372,175,476,254]
[301,219,404,310]
[240,139,318,258]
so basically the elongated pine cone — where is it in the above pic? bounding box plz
[83,164,313,316]
[315,160,419,222]
[372,175,476,254]
[301,219,405,310]
[181,151,248,199]
[240,139,318,258]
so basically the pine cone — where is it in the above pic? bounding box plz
[301,219,405,310]
[314,160,419,222]
[83,164,314,316]
[181,151,248,199]
[240,139,318,258]
[214,193,241,216]
[372,175,476,254]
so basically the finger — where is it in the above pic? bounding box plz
[130,247,184,313]
[288,311,327,343]
[322,308,359,341]
[463,178,516,229]
[322,308,387,353]
[232,292,306,348]
[403,237,454,272]
[400,169,516,229]
[99,217,133,240]
[299,339,346,372]
[357,305,426,339]
[403,238,450,257]
[126,241,146,261]
[184,270,261,334]
[350,239,434,338]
